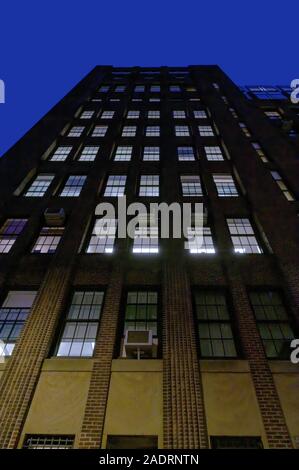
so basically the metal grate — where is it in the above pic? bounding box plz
[23,435,74,449]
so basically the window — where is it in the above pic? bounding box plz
[198,125,214,137]
[23,435,74,449]
[24,174,54,197]
[181,175,203,196]
[249,291,295,359]
[175,125,190,136]
[149,98,160,102]
[146,126,160,137]
[139,175,159,197]
[115,85,125,92]
[107,435,158,450]
[50,146,72,162]
[134,85,145,92]
[210,436,263,449]
[186,226,215,254]
[120,290,159,358]
[177,146,195,161]
[104,175,126,197]
[227,218,263,254]
[170,86,180,92]
[194,290,237,358]
[264,110,281,120]
[252,142,268,163]
[213,174,239,197]
[0,291,37,356]
[99,85,109,92]
[78,146,99,162]
[150,85,160,92]
[114,146,132,162]
[249,86,286,100]
[143,146,160,161]
[127,110,140,119]
[67,126,84,137]
[60,175,86,197]
[132,217,159,254]
[101,111,115,119]
[122,126,136,137]
[239,122,251,137]
[56,291,104,357]
[173,110,186,119]
[0,219,27,253]
[194,110,207,119]
[204,146,224,161]
[229,107,238,119]
[32,227,64,254]
[80,110,94,119]
[92,125,108,137]
[148,110,160,119]
[271,171,294,201]
[86,218,117,253]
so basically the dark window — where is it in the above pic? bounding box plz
[107,435,158,449]
[23,435,74,449]
[210,436,263,449]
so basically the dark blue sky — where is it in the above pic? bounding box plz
[0,0,298,157]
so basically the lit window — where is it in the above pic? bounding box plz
[32,227,64,253]
[194,290,237,358]
[0,291,37,356]
[60,175,87,197]
[227,218,263,254]
[239,122,251,137]
[173,110,186,119]
[50,146,72,162]
[127,110,140,119]
[186,226,215,254]
[150,85,160,92]
[139,175,159,197]
[252,142,268,163]
[148,110,160,119]
[170,86,180,92]
[99,86,109,92]
[271,171,294,201]
[249,291,295,359]
[249,87,286,100]
[0,219,27,253]
[115,86,126,92]
[181,175,202,196]
[198,125,214,137]
[229,107,238,119]
[24,174,54,197]
[149,98,160,102]
[23,435,74,449]
[78,146,99,162]
[264,110,281,120]
[56,291,104,357]
[177,146,195,161]
[80,110,94,119]
[132,218,159,254]
[213,174,239,197]
[67,126,85,137]
[122,126,137,137]
[194,110,207,119]
[146,126,160,137]
[114,146,132,161]
[104,175,127,197]
[101,111,115,119]
[204,146,224,161]
[143,146,160,161]
[134,85,145,92]
[86,218,117,253]
[175,125,190,137]
[92,125,108,137]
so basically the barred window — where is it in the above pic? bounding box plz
[122,126,137,137]
[175,125,190,136]
[181,175,203,196]
[146,126,160,137]
[24,174,54,197]
[32,227,64,254]
[194,290,238,358]
[60,175,87,197]
[249,291,295,359]
[114,146,132,161]
[213,174,239,197]
[86,218,117,254]
[227,218,263,254]
[177,146,195,161]
[239,122,251,137]
[271,171,294,201]
[143,146,160,161]
[194,110,207,119]
[148,110,160,119]
[252,142,268,163]
[104,175,127,197]
[101,111,115,119]
[80,110,94,119]
[56,291,104,357]
[92,125,108,137]
[204,146,224,161]
[186,226,216,254]
[139,175,159,197]
[173,110,186,119]
[23,435,74,449]
[0,219,27,253]
[78,146,99,162]
[67,126,85,137]
[50,146,72,162]
[127,110,140,119]
[198,125,214,137]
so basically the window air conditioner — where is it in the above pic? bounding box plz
[44,208,65,226]
[124,329,153,360]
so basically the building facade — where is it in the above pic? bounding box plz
[0,66,298,449]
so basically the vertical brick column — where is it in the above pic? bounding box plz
[278,260,299,324]
[78,264,123,449]
[0,264,73,448]
[227,266,293,448]
[162,261,208,449]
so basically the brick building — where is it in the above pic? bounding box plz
[0,66,298,449]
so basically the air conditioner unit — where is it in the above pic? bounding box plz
[44,208,65,226]
[124,329,153,360]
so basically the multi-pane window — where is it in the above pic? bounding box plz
[239,122,251,137]
[194,290,237,358]
[99,85,109,92]
[0,291,37,356]
[67,126,85,137]
[24,174,54,197]
[80,110,94,119]
[92,125,108,137]
[115,85,126,92]
[101,111,115,119]
[0,219,27,254]
[265,110,281,120]
[146,126,160,137]
[194,110,207,119]
[173,110,186,119]
[177,146,195,161]
[271,171,294,201]
[134,85,145,92]
[122,126,137,137]
[86,218,117,253]
[132,218,159,254]
[78,146,99,162]
[186,226,215,254]
[170,86,180,92]
[56,291,104,357]
[150,85,160,92]
[139,175,159,197]
[23,435,74,449]
[148,110,160,119]
[249,86,286,100]
[252,142,268,163]
[60,175,86,197]
[249,291,295,359]
[143,146,160,161]
[127,110,140,119]
[181,175,203,196]
[204,146,224,161]
[32,227,64,254]
[213,174,239,197]
[175,125,190,136]
[198,125,214,137]
[114,146,132,161]
[104,175,127,197]
[50,146,72,162]
[227,218,263,254]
